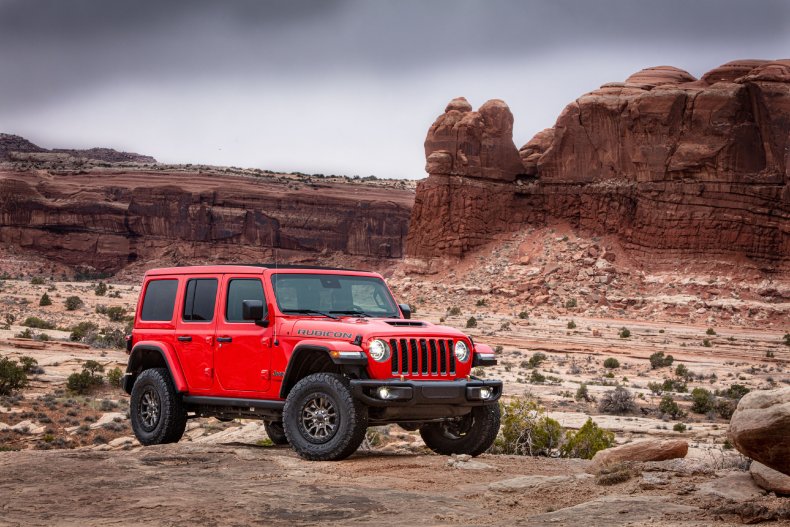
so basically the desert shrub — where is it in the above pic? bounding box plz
[716,398,736,420]
[575,383,593,402]
[518,311,529,319]
[70,321,99,342]
[706,327,716,336]
[448,306,461,316]
[675,364,693,380]
[647,381,663,395]
[565,298,577,309]
[618,327,630,339]
[603,357,620,369]
[528,352,547,368]
[595,463,634,485]
[19,356,43,374]
[717,384,750,401]
[493,398,564,456]
[476,299,487,307]
[661,378,687,393]
[15,328,33,339]
[673,422,687,433]
[658,395,682,418]
[649,351,674,369]
[67,361,104,394]
[85,328,126,349]
[702,339,712,348]
[561,418,615,460]
[31,277,45,285]
[22,316,55,330]
[105,306,127,322]
[466,317,477,328]
[94,282,107,296]
[598,386,636,415]
[107,367,123,388]
[691,387,715,414]
[784,333,790,346]
[0,357,28,395]
[567,320,576,329]
[65,296,84,311]
[529,370,546,384]
[108,290,121,298]
[39,293,52,306]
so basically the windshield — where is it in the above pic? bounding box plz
[271,273,400,318]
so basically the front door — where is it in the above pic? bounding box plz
[174,276,218,391]
[214,275,272,393]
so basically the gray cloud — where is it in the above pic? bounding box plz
[1,0,788,178]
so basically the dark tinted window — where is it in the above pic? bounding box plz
[182,279,218,322]
[226,279,265,322]
[140,279,178,321]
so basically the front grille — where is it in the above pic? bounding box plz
[390,338,456,377]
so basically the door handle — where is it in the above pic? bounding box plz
[177,336,192,342]
[217,337,233,343]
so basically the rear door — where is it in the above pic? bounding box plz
[174,276,219,392]
[214,275,272,393]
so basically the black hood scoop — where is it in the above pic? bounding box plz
[384,320,426,327]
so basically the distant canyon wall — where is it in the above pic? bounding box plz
[406,59,790,270]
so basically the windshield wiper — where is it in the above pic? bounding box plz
[282,309,339,320]
[329,309,371,318]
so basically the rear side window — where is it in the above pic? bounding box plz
[140,279,179,321]
[182,279,218,322]
[226,279,265,322]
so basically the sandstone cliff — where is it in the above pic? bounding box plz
[0,133,156,164]
[0,167,413,273]
[407,59,790,272]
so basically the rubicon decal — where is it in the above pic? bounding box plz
[297,329,353,339]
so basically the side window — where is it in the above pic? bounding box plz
[140,279,179,321]
[182,278,218,322]
[226,279,265,322]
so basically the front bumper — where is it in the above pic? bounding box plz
[350,378,502,407]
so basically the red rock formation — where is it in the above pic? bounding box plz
[0,167,413,273]
[407,60,790,271]
[0,133,156,163]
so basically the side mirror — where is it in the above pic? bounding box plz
[398,303,411,320]
[242,300,269,327]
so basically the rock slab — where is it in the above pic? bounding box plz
[729,386,790,476]
[589,439,688,471]
[750,461,790,495]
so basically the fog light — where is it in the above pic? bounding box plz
[377,387,393,399]
[479,387,493,400]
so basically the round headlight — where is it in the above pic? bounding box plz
[454,341,470,362]
[368,339,391,362]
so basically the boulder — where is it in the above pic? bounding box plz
[750,462,790,495]
[589,439,688,471]
[697,471,766,502]
[728,387,790,476]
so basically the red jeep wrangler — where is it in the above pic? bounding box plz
[124,265,501,460]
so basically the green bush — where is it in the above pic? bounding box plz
[0,357,28,395]
[529,370,546,384]
[19,356,42,374]
[675,364,691,380]
[649,351,674,369]
[702,339,712,348]
[567,320,576,329]
[661,378,687,393]
[107,367,123,388]
[22,316,55,330]
[575,383,593,402]
[65,296,84,311]
[493,398,564,456]
[598,386,636,415]
[659,395,682,418]
[716,398,736,420]
[691,387,715,414]
[30,277,45,285]
[465,317,477,328]
[706,328,716,336]
[39,293,52,306]
[603,357,620,369]
[66,361,105,394]
[561,418,615,460]
[518,311,529,319]
[784,333,790,346]
[94,282,108,296]
[448,307,461,316]
[70,321,99,342]
[619,327,630,338]
[528,352,547,368]
[105,306,127,322]
[673,423,687,433]
[565,298,577,309]
[476,299,487,307]
[717,384,750,401]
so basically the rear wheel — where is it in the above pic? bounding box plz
[283,373,368,461]
[264,421,289,445]
[420,403,500,456]
[130,368,187,446]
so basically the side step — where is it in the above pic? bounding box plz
[182,396,285,420]
[182,395,285,410]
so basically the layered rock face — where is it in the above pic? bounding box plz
[0,168,413,273]
[407,60,790,270]
[0,133,156,163]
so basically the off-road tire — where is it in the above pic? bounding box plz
[264,421,289,445]
[282,373,368,461]
[130,368,187,445]
[419,403,500,457]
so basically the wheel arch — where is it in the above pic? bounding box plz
[124,342,188,394]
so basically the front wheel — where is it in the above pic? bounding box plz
[282,373,368,461]
[130,368,187,445]
[420,403,500,456]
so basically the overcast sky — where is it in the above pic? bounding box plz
[1,0,788,179]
